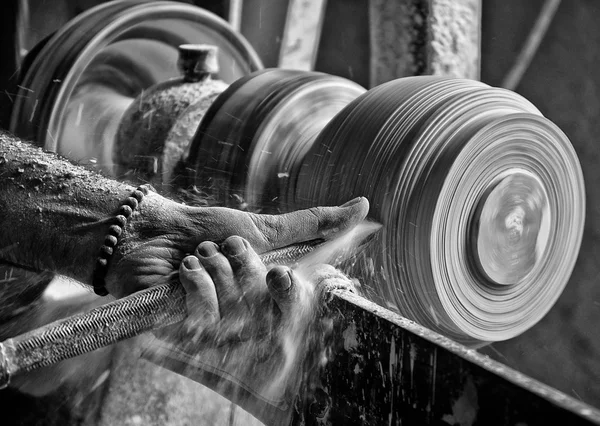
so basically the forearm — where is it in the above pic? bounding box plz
[0,130,135,284]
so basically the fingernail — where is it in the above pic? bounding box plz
[183,256,201,270]
[341,197,362,208]
[196,241,219,258]
[221,236,247,256]
[267,268,292,292]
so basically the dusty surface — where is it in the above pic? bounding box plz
[429,0,481,79]
[98,339,263,426]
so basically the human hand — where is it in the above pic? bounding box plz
[105,194,368,298]
[175,236,355,345]
[142,235,357,424]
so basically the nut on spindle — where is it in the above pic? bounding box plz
[472,170,550,286]
[177,44,219,82]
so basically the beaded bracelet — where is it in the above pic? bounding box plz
[92,185,152,296]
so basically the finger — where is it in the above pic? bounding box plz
[268,264,352,314]
[250,197,370,250]
[221,236,268,305]
[179,255,220,323]
[266,265,304,318]
[195,241,242,313]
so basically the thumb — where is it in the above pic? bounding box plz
[252,196,370,250]
[267,265,313,321]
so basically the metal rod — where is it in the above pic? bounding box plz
[502,0,561,90]
[228,0,243,32]
[0,240,324,389]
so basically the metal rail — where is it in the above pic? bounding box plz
[143,286,600,425]
[295,290,600,425]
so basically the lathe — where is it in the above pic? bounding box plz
[0,1,597,425]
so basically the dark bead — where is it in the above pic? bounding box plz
[94,285,109,296]
[132,190,144,203]
[114,215,127,228]
[92,259,109,296]
[104,235,118,247]
[126,197,139,210]
[108,225,122,237]
[100,245,113,257]
[96,257,108,269]
[137,184,153,195]
[119,205,133,218]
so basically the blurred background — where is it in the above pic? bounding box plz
[0,0,598,414]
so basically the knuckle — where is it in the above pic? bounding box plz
[199,254,229,273]
[307,207,324,227]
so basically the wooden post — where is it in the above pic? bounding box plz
[368,0,481,86]
[279,0,328,71]
[228,0,243,32]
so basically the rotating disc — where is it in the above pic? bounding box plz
[186,69,365,211]
[9,0,262,175]
[294,76,585,344]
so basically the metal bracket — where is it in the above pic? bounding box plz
[297,290,600,425]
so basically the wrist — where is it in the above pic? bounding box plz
[119,188,187,249]
[90,185,151,296]
[102,189,189,296]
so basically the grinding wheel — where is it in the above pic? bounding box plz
[186,69,366,211]
[292,76,585,344]
[9,0,262,175]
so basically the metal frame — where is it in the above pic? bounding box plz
[296,290,600,425]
